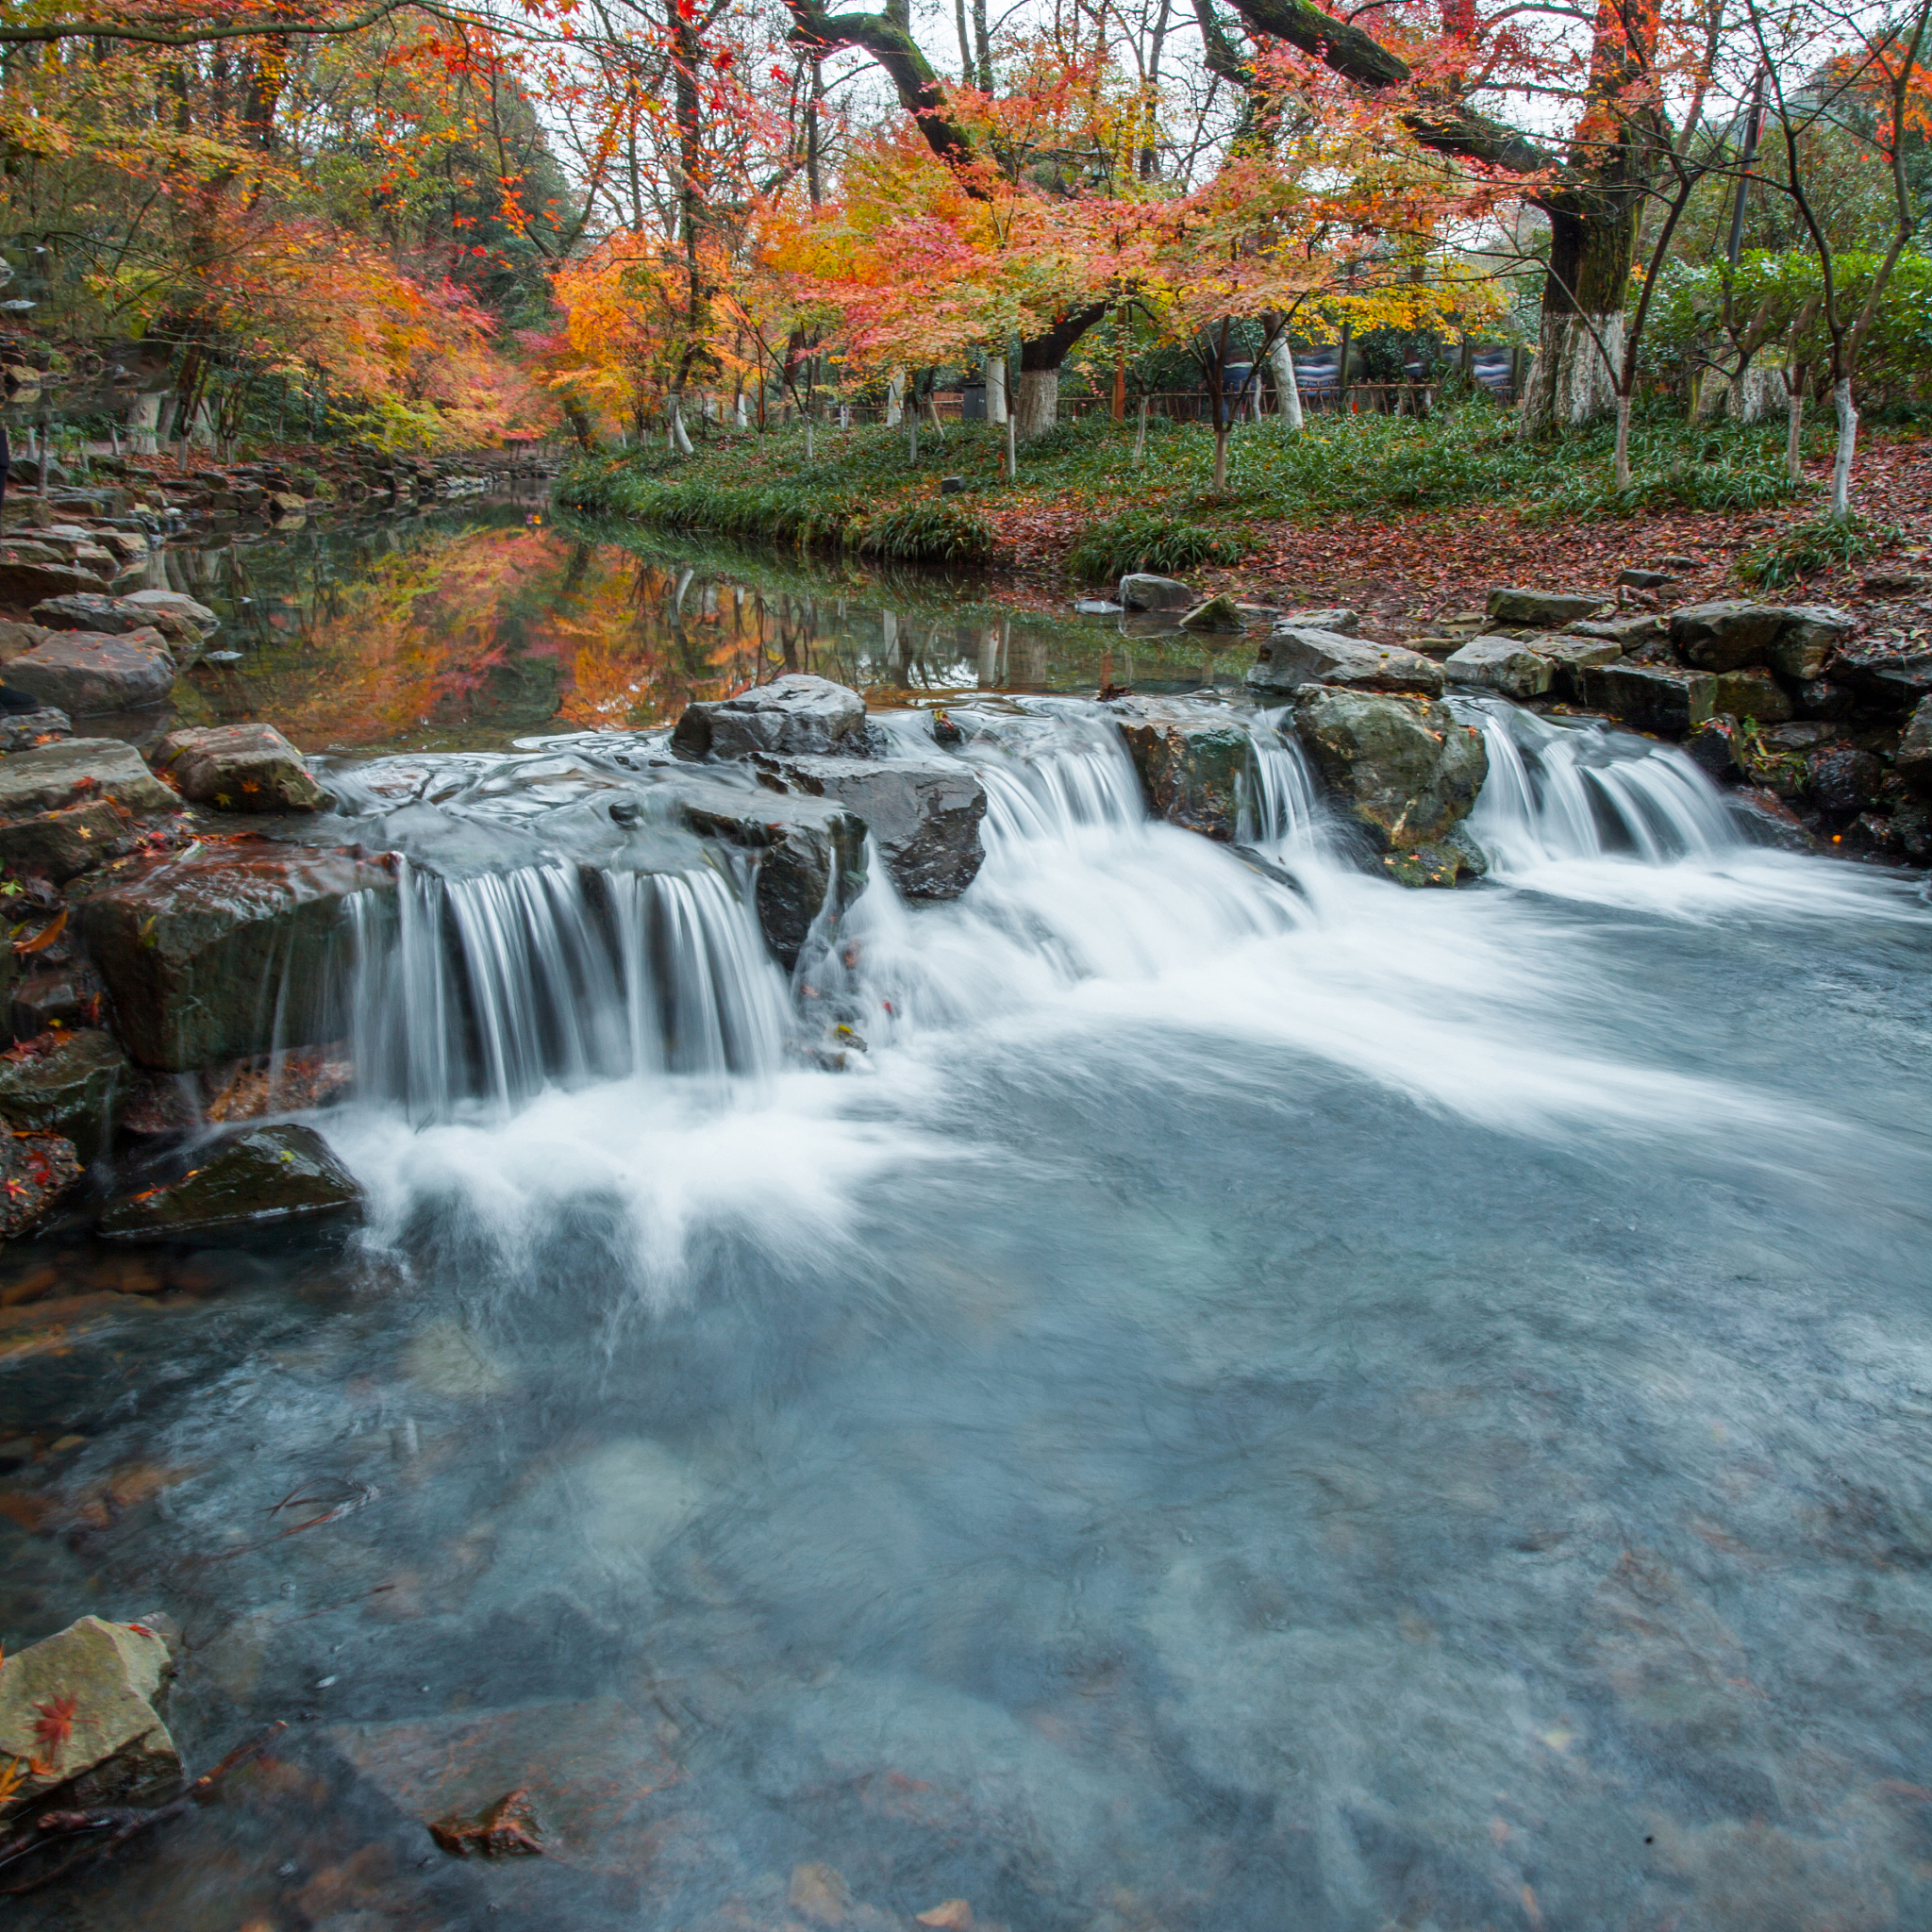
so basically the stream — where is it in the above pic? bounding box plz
[4,505,1932,1931]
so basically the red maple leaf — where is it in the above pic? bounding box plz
[32,1697,77,1755]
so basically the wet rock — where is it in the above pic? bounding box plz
[0,707,72,752]
[1794,678,1857,720]
[0,557,110,606]
[1117,574,1195,613]
[1768,604,1856,681]
[673,674,870,761]
[430,1788,545,1857]
[1441,637,1553,699]
[1485,588,1604,627]
[77,846,391,1069]
[1275,607,1358,634]
[1290,688,1488,886]
[675,782,868,966]
[1730,786,1817,854]
[1530,633,1624,700]
[1177,593,1242,634]
[122,588,218,637]
[0,1129,81,1236]
[12,960,106,1038]
[1711,667,1792,724]
[1758,721,1841,752]
[0,1615,180,1819]
[1669,601,1789,673]
[771,754,986,898]
[1892,798,1932,860]
[27,592,197,651]
[1250,627,1444,698]
[98,1122,363,1240]
[1831,646,1932,712]
[0,619,48,659]
[1108,698,1253,840]
[0,738,175,817]
[152,723,326,813]
[1805,745,1887,815]
[0,796,125,880]
[1735,730,1807,799]
[0,1028,128,1160]
[4,628,175,714]
[1569,612,1666,647]
[1576,661,1716,736]
[1686,716,1740,781]
[1897,696,1932,796]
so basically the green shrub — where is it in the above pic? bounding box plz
[1739,512,1899,587]
[850,500,995,564]
[1069,508,1254,582]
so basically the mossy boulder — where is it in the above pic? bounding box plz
[98,1122,363,1240]
[1109,698,1253,840]
[152,723,326,813]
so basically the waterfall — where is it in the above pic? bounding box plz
[1241,711,1321,849]
[1458,697,1747,874]
[349,858,789,1118]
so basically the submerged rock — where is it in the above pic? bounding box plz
[1441,637,1553,699]
[1250,627,1444,698]
[98,1122,364,1240]
[1109,697,1253,840]
[0,1615,180,1819]
[0,1128,82,1236]
[0,1028,129,1160]
[673,674,870,760]
[675,781,868,966]
[77,846,391,1070]
[0,737,176,816]
[1117,573,1196,613]
[4,628,175,714]
[771,755,987,898]
[152,722,326,813]
[1485,588,1605,627]
[1576,661,1716,736]
[1290,688,1488,886]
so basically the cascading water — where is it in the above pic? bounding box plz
[1457,694,1748,872]
[348,855,789,1119]
[1240,708,1322,849]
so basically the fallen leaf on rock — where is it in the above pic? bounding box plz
[790,1860,852,1924]
[917,1902,974,1928]
[428,1786,545,1857]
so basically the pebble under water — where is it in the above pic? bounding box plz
[4,541,1932,1931]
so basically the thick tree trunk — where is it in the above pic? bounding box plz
[1517,196,1636,431]
[985,353,1008,424]
[1014,369,1058,440]
[1268,337,1303,430]
[1831,376,1857,518]
[886,368,906,425]
[668,391,694,456]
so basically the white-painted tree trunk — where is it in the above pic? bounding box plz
[1005,411,1016,479]
[1132,395,1148,465]
[985,354,1008,425]
[1614,392,1633,491]
[886,368,906,426]
[734,388,748,430]
[1268,338,1304,432]
[668,391,694,456]
[128,392,166,456]
[1517,311,1623,430]
[1786,381,1805,486]
[1726,358,1782,425]
[1831,376,1857,518]
[1014,368,1057,441]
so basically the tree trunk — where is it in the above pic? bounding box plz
[1613,391,1632,491]
[1831,376,1857,518]
[1516,195,1636,431]
[1015,304,1107,440]
[1133,395,1148,465]
[985,352,1008,424]
[1013,370,1058,440]
[886,368,906,425]
[1006,410,1016,479]
[668,391,694,456]
[1785,373,1805,486]
[1268,338,1303,431]
[1212,423,1229,492]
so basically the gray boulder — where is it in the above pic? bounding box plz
[1768,605,1856,681]
[0,1026,129,1160]
[1118,574,1196,613]
[0,737,176,816]
[1177,593,1243,634]
[28,591,202,653]
[0,557,110,606]
[1897,695,1932,797]
[1831,647,1932,712]
[5,627,175,713]
[1250,627,1444,697]
[1569,612,1665,646]
[1108,699,1252,840]
[99,1123,363,1240]
[0,706,72,752]
[769,754,987,898]
[1442,637,1553,699]
[1576,661,1716,736]
[673,674,870,761]
[1486,588,1605,627]
[0,796,125,881]
[152,722,326,813]
[1669,601,1789,672]
[1274,608,1359,635]
[1290,688,1489,887]
[1712,667,1791,724]
[0,1616,180,1819]
[77,846,391,1070]
[123,588,219,636]
[1529,633,1624,700]
[675,782,868,966]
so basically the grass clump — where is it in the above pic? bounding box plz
[1739,511,1900,587]
[1069,508,1253,582]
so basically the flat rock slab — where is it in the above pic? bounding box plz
[1577,660,1717,735]
[99,1122,363,1239]
[30,591,181,637]
[153,722,325,813]
[123,588,218,635]
[0,1614,179,1819]
[1177,593,1243,634]
[1274,607,1359,635]
[1442,637,1553,699]
[674,673,869,760]
[771,754,987,899]
[0,795,126,880]
[329,1698,681,1876]
[0,736,176,816]
[5,628,175,714]
[1486,588,1605,627]
[0,707,73,752]
[1250,627,1444,698]
[0,558,110,607]
[77,845,393,1069]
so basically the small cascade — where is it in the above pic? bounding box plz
[962,709,1150,857]
[1240,712,1322,849]
[1458,697,1748,874]
[350,858,789,1118]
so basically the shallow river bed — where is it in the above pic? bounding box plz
[2,514,1931,1932]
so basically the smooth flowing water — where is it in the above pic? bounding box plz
[4,514,1932,1932]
